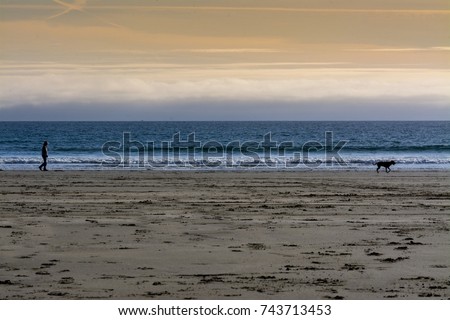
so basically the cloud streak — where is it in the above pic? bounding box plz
[176,49,282,53]
[349,47,450,52]
[48,5,450,15]
[3,3,449,15]
[47,0,123,28]
[47,0,86,20]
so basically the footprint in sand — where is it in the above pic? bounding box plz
[247,243,267,250]
[58,277,75,285]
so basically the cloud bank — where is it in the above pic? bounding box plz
[1,66,448,120]
[1,68,448,108]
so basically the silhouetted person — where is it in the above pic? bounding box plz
[39,141,48,171]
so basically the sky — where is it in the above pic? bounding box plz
[0,0,449,120]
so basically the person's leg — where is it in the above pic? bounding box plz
[43,157,48,171]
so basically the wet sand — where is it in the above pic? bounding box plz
[0,170,449,299]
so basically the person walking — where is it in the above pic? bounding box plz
[39,141,48,171]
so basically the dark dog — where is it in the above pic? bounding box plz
[375,160,396,173]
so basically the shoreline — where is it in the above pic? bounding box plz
[0,170,449,299]
[1,166,450,172]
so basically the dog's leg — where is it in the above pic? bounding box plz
[377,166,380,173]
[387,167,391,173]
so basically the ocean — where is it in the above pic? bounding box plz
[0,121,449,170]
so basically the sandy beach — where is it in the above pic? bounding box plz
[0,170,449,299]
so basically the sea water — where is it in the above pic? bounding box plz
[0,121,448,170]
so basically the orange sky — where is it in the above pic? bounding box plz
[0,0,449,119]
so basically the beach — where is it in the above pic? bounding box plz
[0,170,449,299]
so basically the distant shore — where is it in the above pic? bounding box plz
[0,170,449,299]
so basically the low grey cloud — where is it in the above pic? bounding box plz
[1,99,449,121]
